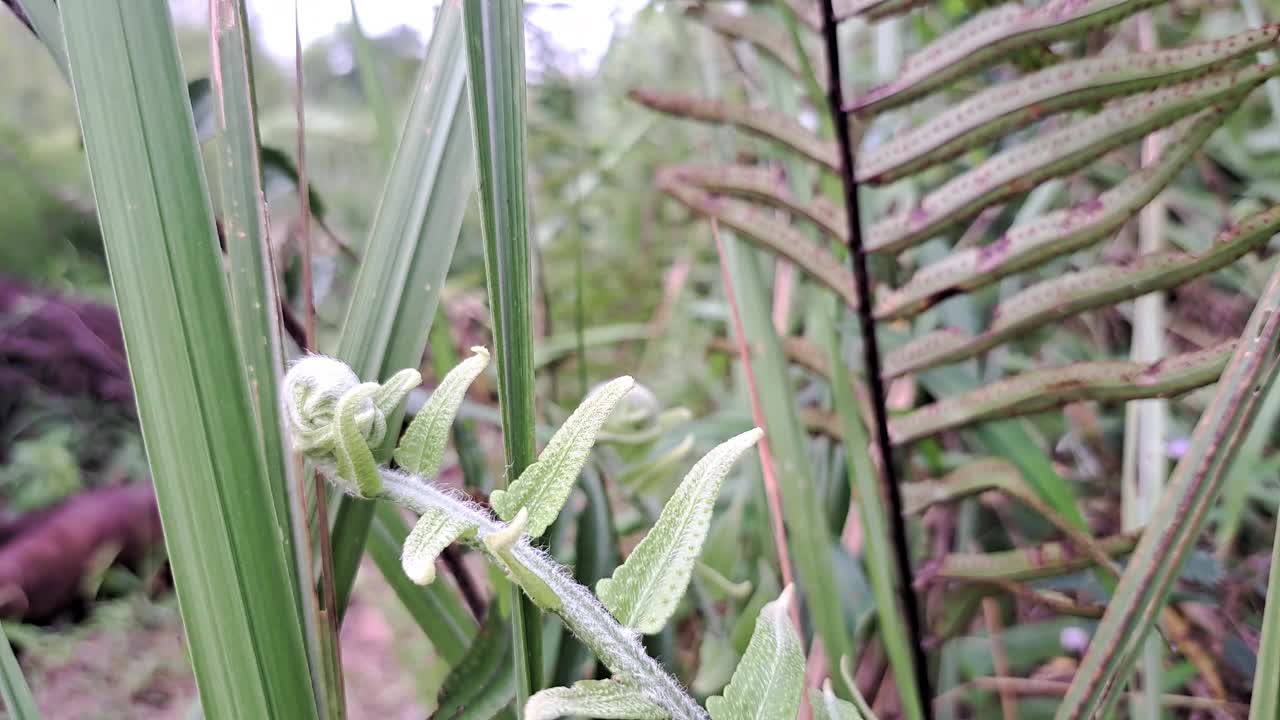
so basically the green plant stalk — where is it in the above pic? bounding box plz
[327,0,473,615]
[462,0,542,707]
[1056,258,1280,717]
[208,1,341,714]
[0,624,38,720]
[347,0,395,162]
[59,2,318,716]
[1250,508,1280,719]
[372,468,707,719]
[691,14,853,692]
[819,304,924,720]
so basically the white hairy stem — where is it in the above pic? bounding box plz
[371,468,709,720]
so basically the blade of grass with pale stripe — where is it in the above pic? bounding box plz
[691,18,854,693]
[462,0,543,705]
[818,304,924,720]
[208,0,342,714]
[59,1,318,716]
[327,1,474,617]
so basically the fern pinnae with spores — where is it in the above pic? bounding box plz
[629,89,841,172]
[873,105,1228,319]
[857,26,1280,183]
[849,0,1168,115]
[597,428,764,634]
[883,200,1280,378]
[866,69,1266,254]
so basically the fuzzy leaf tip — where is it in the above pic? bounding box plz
[401,507,473,585]
[707,584,803,720]
[598,427,763,634]
[491,376,637,536]
[394,347,490,477]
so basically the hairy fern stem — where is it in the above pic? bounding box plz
[356,466,709,720]
[817,1,933,714]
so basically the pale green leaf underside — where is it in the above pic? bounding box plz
[598,428,763,634]
[708,586,804,720]
[525,679,666,720]
[401,507,472,585]
[394,346,490,477]
[492,376,636,537]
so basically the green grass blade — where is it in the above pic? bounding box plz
[327,0,474,612]
[59,2,318,716]
[0,624,39,720]
[818,305,924,720]
[13,0,67,78]
[208,1,341,714]
[1056,260,1280,718]
[462,0,543,707]
[721,239,853,690]
[367,503,475,665]
[346,0,395,161]
[1250,514,1280,719]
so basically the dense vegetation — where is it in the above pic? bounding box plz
[3,0,1280,718]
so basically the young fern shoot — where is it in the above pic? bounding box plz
[283,350,824,719]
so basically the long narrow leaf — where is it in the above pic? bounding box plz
[209,1,339,712]
[888,342,1233,443]
[1250,515,1280,719]
[59,2,318,716]
[1057,255,1280,719]
[0,624,38,720]
[462,0,543,705]
[328,1,474,612]
[819,307,925,720]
